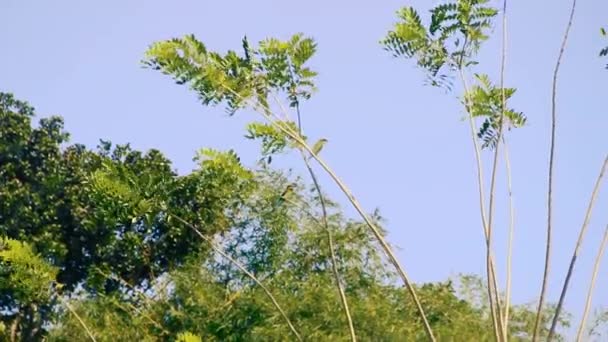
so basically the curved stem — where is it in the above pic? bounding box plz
[170,214,303,341]
[576,224,608,342]
[533,0,578,340]
[64,300,97,342]
[303,154,357,342]
[293,101,357,342]
[548,154,607,340]
[280,124,435,341]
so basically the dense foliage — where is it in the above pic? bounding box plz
[0,91,576,341]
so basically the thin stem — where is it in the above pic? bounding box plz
[304,146,436,341]
[225,85,435,341]
[503,139,515,336]
[533,0,577,339]
[496,1,510,339]
[93,268,171,336]
[548,154,608,340]
[293,100,357,342]
[458,67,504,342]
[170,214,303,341]
[303,154,357,342]
[63,300,97,342]
[98,291,170,336]
[576,224,608,342]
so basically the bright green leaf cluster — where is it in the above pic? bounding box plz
[0,238,58,304]
[464,74,527,149]
[176,331,202,342]
[258,33,318,107]
[143,34,317,114]
[382,0,498,87]
[245,121,302,161]
[194,148,253,182]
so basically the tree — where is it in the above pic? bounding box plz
[0,92,281,338]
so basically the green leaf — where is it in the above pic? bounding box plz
[176,332,202,342]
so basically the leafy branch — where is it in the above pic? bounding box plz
[143,34,436,340]
[381,1,524,340]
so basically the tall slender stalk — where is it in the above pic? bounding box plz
[503,140,515,336]
[547,154,608,340]
[458,67,504,342]
[302,154,357,342]
[576,224,608,342]
[63,300,97,342]
[299,137,436,341]
[488,1,509,339]
[170,214,303,341]
[293,101,357,342]
[533,0,578,340]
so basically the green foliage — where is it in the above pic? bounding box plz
[1,90,575,340]
[143,33,317,114]
[0,237,58,340]
[588,308,608,340]
[465,74,527,149]
[0,238,58,304]
[382,2,525,149]
[3,4,603,337]
[244,121,303,162]
[382,0,498,88]
[177,331,202,342]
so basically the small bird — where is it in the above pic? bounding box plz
[277,184,296,205]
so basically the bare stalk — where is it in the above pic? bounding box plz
[300,142,436,341]
[494,1,510,339]
[576,224,608,341]
[170,214,303,341]
[292,100,357,342]
[503,140,515,336]
[548,154,607,340]
[302,153,357,342]
[63,300,97,342]
[458,67,504,342]
[533,0,578,339]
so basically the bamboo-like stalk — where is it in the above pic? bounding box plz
[297,134,436,341]
[64,300,97,342]
[502,140,515,336]
[302,154,357,342]
[292,99,357,342]
[458,67,504,342]
[533,0,578,340]
[547,154,608,340]
[576,224,608,342]
[170,214,303,341]
[494,1,510,340]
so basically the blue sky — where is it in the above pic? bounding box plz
[1,0,607,335]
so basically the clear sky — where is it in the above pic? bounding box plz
[1,0,607,336]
